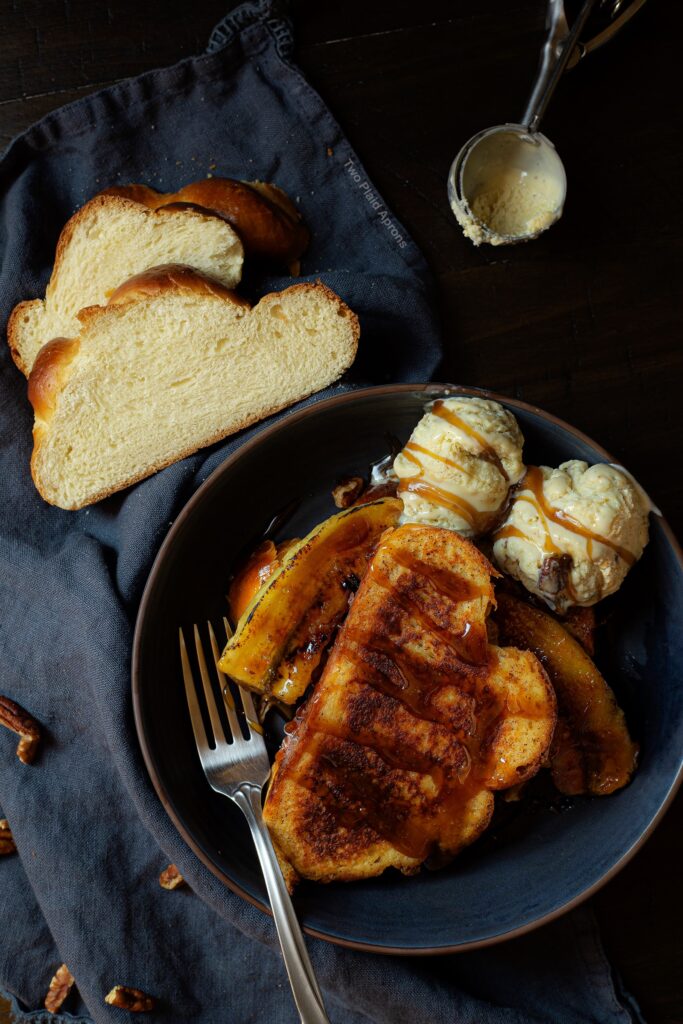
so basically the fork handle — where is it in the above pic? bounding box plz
[234,784,331,1024]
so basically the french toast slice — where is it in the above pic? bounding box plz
[263,524,556,887]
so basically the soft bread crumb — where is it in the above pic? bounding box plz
[30,278,359,509]
[8,194,244,375]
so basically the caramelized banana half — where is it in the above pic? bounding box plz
[219,498,403,703]
[494,592,637,795]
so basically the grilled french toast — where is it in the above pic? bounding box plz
[263,524,557,887]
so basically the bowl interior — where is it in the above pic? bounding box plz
[133,385,683,951]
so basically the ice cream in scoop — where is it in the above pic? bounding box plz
[393,397,525,537]
[492,460,650,611]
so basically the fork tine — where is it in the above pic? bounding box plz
[222,617,262,738]
[238,685,263,737]
[208,621,242,739]
[193,624,228,746]
[179,628,209,752]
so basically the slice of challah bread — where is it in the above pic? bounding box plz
[8,194,245,377]
[103,178,310,266]
[28,266,359,510]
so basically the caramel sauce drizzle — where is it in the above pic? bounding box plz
[340,640,457,725]
[496,466,636,567]
[389,547,486,606]
[492,524,527,543]
[403,440,469,476]
[291,542,544,860]
[368,555,489,666]
[431,399,509,481]
[396,403,509,531]
[397,479,485,532]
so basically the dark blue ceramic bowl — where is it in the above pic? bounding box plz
[132,384,683,953]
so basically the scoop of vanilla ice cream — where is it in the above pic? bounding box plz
[393,397,525,537]
[492,460,650,610]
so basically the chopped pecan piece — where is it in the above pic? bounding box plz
[331,475,365,508]
[45,964,75,1014]
[159,864,185,890]
[0,695,41,764]
[105,986,156,1013]
[538,554,573,598]
[353,479,399,505]
[0,818,16,855]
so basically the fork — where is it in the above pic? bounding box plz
[179,620,331,1024]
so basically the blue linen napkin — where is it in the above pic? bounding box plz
[0,2,643,1021]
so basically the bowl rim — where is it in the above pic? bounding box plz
[132,381,683,955]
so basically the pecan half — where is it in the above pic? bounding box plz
[0,819,16,855]
[354,479,399,505]
[45,964,75,1014]
[159,864,185,890]
[331,475,365,509]
[105,986,156,1013]
[0,695,41,764]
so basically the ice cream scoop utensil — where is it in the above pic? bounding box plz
[448,0,598,245]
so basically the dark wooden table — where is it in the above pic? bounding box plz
[1,2,681,1022]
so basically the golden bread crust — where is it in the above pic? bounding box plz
[28,337,80,424]
[103,178,309,265]
[106,263,250,308]
[28,336,81,500]
[7,300,40,375]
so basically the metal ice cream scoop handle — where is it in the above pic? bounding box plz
[522,0,597,134]
[448,0,646,246]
